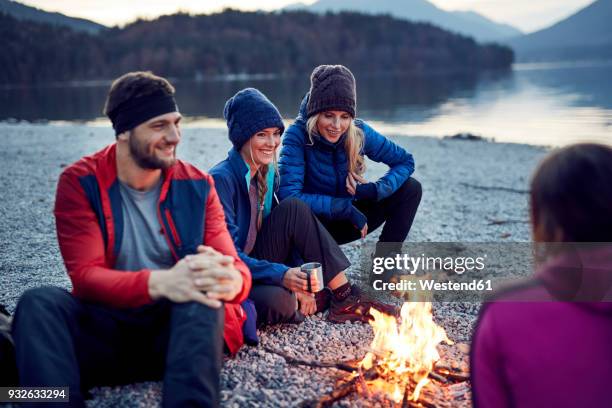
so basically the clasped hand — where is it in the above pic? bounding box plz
[149,245,243,308]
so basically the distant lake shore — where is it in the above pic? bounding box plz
[1,63,611,147]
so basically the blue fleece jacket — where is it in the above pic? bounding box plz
[209,148,287,286]
[278,93,415,220]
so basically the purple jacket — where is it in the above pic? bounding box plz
[471,246,612,408]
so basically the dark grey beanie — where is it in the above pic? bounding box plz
[306,65,356,118]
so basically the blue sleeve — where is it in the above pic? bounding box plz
[278,124,353,220]
[211,172,288,286]
[359,120,415,200]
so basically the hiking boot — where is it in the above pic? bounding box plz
[328,285,399,324]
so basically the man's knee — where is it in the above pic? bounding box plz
[15,287,74,319]
[171,301,224,331]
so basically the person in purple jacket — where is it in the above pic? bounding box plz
[471,143,612,408]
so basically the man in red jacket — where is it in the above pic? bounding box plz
[11,71,251,407]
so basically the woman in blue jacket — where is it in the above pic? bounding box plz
[210,88,395,327]
[279,65,421,265]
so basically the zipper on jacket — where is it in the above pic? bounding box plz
[164,208,182,247]
[157,204,179,261]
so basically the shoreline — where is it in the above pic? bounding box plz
[0,123,546,407]
[0,121,557,150]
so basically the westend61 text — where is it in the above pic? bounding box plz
[372,254,486,275]
[372,279,493,292]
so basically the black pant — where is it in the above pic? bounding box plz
[322,177,422,254]
[248,198,351,326]
[12,287,224,408]
[0,306,17,386]
[248,285,301,328]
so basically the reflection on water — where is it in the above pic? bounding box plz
[1,63,611,147]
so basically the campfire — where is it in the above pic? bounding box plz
[359,302,453,403]
[267,300,471,407]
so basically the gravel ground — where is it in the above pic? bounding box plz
[0,123,548,407]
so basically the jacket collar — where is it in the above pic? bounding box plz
[296,92,309,124]
[228,148,249,186]
[96,143,175,200]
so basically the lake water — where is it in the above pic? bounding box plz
[1,62,610,147]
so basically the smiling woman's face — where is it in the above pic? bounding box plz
[241,127,281,168]
[316,110,352,143]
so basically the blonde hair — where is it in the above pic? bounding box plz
[306,113,365,175]
[247,140,280,230]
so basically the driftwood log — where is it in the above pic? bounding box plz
[460,182,528,195]
[264,345,469,407]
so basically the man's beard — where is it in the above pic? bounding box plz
[128,133,176,170]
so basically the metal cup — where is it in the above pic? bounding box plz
[300,262,324,293]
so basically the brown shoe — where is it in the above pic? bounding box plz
[328,285,399,323]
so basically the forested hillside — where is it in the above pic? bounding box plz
[1,9,514,85]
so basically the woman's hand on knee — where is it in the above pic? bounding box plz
[295,291,316,316]
[282,267,309,292]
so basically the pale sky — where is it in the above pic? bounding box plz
[20,0,595,33]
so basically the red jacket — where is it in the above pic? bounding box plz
[54,143,251,354]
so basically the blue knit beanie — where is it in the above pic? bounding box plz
[223,88,285,150]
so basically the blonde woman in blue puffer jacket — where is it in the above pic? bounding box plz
[279,65,422,264]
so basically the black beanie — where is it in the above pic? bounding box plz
[306,65,356,118]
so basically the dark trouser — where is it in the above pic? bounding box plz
[322,177,422,254]
[12,286,223,408]
[249,198,351,326]
[0,307,17,386]
[248,285,300,328]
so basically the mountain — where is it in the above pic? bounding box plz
[282,0,522,42]
[0,10,513,85]
[509,0,612,61]
[0,0,105,33]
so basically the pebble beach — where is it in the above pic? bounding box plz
[0,122,548,407]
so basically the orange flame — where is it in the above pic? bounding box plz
[360,302,452,402]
